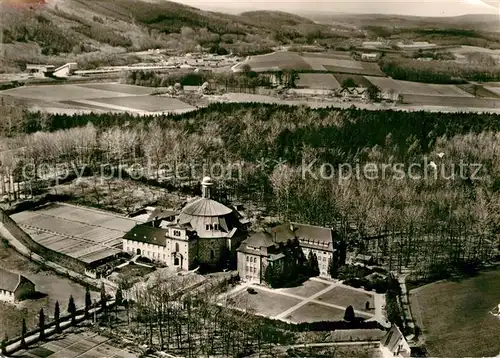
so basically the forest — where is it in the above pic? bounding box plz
[380,57,500,83]
[1,103,499,281]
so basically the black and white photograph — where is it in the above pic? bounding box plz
[0,0,499,356]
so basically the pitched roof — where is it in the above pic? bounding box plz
[0,268,21,292]
[244,231,275,248]
[381,325,411,357]
[147,207,177,222]
[123,224,168,247]
[272,222,333,244]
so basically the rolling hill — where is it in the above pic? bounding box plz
[0,0,339,73]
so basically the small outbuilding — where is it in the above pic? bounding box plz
[0,268,35,303]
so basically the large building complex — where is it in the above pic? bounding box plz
[237,222,337,283]
[123,177,248,270]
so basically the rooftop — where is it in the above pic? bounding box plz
[123,224,169,247]
[0,268,21,292]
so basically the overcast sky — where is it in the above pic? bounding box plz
[169,0,499,17]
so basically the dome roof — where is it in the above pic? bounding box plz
[180,198,233,217]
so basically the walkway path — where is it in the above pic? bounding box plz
[398,274,415,339]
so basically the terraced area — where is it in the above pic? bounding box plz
[11,203,138,265]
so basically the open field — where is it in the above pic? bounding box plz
[296,73,341,89]
[334,74,373,88]
[402,94,500,108]
[0,83,195,115]
[365,76,473,97]
[411,269,500,357]
[12,331,138,358]
[0,246,98,339]
[11,203,138,265]
[77,95,196,113]
[448,45,500,64]
[230,279,377,323]
[235,51,384,76]
[234,52,312,72]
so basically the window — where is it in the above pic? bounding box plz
[246,256,249,262]
[175,243,179,252]
[173,230,181,237]
[213,223,219,230]
[206,224,214,231]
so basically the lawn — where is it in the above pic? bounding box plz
[115,263,155,278]
[76,83,155,95]
[285,302,345,323]
[231,287,301,318]
[278,279,330,298]
[317,285,374,312]
[411,269,500,357]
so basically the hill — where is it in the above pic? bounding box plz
[0,0,340,73]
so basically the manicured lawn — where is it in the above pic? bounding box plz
[231,287,301,318]
[278,279,329,298]
[285,302,345,323]
[317,285,374,312]
[411,269,500,357]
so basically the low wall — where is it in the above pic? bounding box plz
[0,208,87,274]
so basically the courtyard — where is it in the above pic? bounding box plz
[229,278,381,324]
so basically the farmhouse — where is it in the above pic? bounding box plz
[237,222,337,281]
[339,87,367,100]
[380,325,411,358]
[0,268,35,303]
[123,177,248,270]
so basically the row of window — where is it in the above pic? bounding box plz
[245,265,259,274]
[205,223,219,231]
[125,241,181,252]
[0,290,13,296]
[246,256,258,263]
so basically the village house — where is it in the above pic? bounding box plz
[0,268,35,303]
[380,325,411,358]
[123,177,248,270]
[339,87,367,100]
[237,222,337,281]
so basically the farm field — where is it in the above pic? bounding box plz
[235,51,384,76]
[11,203,138,265]
[410,269,500,357]
[234,51,312,72]
[334,74,373,88]
[0,83,195,115]
[323,62,384,76]
[296,73,341,89]
[73,95,196,113]
[365,76,474,97]
[402,94,500,108]
[0,246,98,339]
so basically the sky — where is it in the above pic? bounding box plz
[169,0,500,17]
